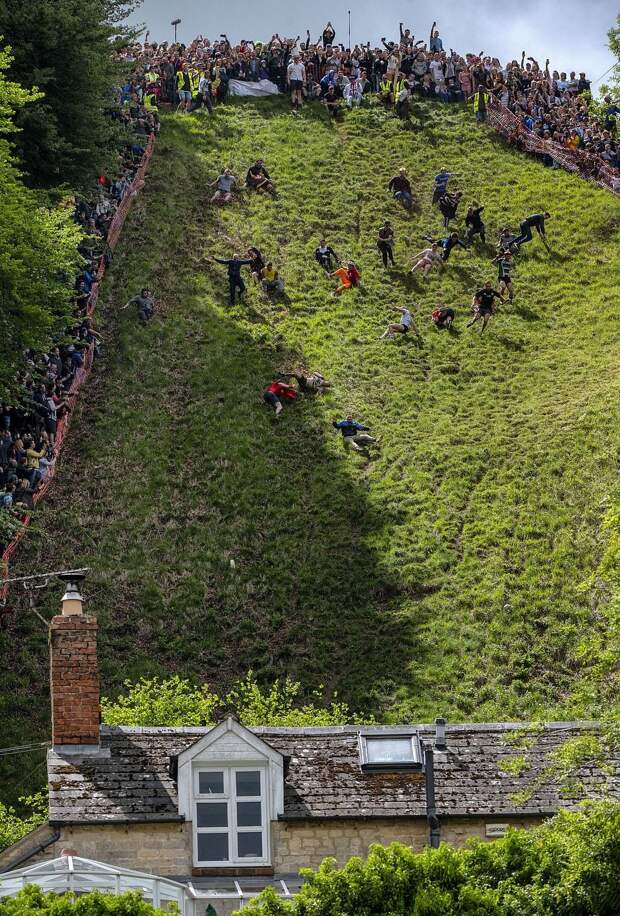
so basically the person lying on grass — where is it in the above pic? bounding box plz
[280,370,332,393]
[121,287,156,323]
[380,306,416,338]
[263,379,297,417]
[315,239,339,271]
[467,282,503,333]
[333,415,378,453]
[246,159,276,196]
[260,262,285,293]
[330,262,361,295]
[411,243,443,276]
[422,231,468,262]
[211,167,237,204]
[432,306,456,329]
[492,250,515,301]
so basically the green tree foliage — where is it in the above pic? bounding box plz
[607,12,620,99]
[0,792,46,853]
[101,673,368,727]
[239,802,620,916]
[0,0,140,188]
[0,887,172,915]
[0,44,82,390]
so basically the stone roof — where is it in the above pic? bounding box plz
[47,722,620,824]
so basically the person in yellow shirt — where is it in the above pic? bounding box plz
[260,262,284,293]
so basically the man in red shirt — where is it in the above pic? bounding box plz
[263,380,297,417]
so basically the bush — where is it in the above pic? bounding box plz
[0,887,173,915]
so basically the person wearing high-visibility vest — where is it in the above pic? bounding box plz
[378,77,394,107]
[470,85,490,124]
[176,63,198,113]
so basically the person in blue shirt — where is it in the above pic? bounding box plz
[423,232,468,262]
[432,168,456,204]
[429,22,443,53]
[333,416,377,453]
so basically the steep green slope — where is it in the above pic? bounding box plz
[3,99,620,796]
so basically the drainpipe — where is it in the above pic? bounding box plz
[424,744,441,848]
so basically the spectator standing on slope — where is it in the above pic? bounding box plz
[213,253,253,305]
[287,54,306,111]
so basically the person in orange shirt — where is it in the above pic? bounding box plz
[330,262,360,295]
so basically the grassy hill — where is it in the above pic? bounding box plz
[2,96,620,798]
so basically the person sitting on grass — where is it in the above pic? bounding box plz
[333,415,378,453]
[465,202,486,245]
[263,379,297,418]
[431,305,455,330]
[380,305,415,339]
[410,243,442,276]
[315,239,339,271]
[211,168,237,204]
[388,167,414,210]
[246,159,276,196]
[331,262,360,295]
[260,261,285,294]
[323,85,342,119]
[121,287,155,323]
[467,281,503,333]
[492,250,515,301]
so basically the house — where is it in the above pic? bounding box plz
[1,578,619,914]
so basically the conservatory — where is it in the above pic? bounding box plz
[0,855,195,915]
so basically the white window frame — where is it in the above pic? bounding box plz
[359,733,423,770]
[193,765,270,867]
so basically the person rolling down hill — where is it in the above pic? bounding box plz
[431,306,455,330]
[377,221,395,268]
[213,253,253,305]
[467,282,503,333]
[333,415,378,453]
[263,379,297,417]
[380,306,416,338]
[121,287,156,323]
[432,168,456,205]
[315,239,339,271]
[330,262,361,295]
[492,250,515,301]
[388,168,414,210]
[439,191,462,230]
[465,203,486,244]
[513,212,551,248]
[423,232,468,262]
[283,370,332,393]
[410,243,442,276]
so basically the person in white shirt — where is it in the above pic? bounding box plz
[410,244,442,276]
[344,77,363,108]
[380,305,416,338]
[287,54,306,110]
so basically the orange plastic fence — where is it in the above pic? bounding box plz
[0,134,156,605]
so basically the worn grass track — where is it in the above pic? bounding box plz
[2,96,620,800]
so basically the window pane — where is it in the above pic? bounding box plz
[197,802,228,828]
[198,771,224,794]
[237,832,263,858]
[366,737,415,764]
[236,770,261,796]
[237,801,262,827]
[197,833,229,862]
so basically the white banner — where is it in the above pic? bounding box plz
[229,79,280,97]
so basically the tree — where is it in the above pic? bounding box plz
[606,12,620,101]
[239,802,620,916]
[0,887,173,915]
[0,43,82,390]
[0,792,46,853]
[0,0,141,189]
[101,673,369,727]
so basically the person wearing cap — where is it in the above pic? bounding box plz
[287,53,306,110]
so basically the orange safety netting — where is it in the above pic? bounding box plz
[0,134,156,606]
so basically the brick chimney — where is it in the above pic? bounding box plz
[49,574,100,749]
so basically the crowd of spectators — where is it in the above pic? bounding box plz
[0,91,158,552]
[119,21,619,193]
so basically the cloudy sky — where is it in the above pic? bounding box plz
[126,0,618,86]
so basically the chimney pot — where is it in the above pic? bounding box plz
[58,572,86,616]
[434,717,447,749]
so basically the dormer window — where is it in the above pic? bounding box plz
[359,734,422,771]
[194,767,267,866]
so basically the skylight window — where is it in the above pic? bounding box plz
[359,734,422,770]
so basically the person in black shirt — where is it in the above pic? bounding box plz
[439,191,462,229]
[467,282,502,332]
[246,160,276,196]
[315,239,339,271]
[388,168,413,210]
[513,212,551,247]
[492,251,514,301]
[377,221,395,267]
[431,306,455,330]
[247,247,265,282]
[213,253,253,305]
[465,203,486,244]
[322,22,335,47]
